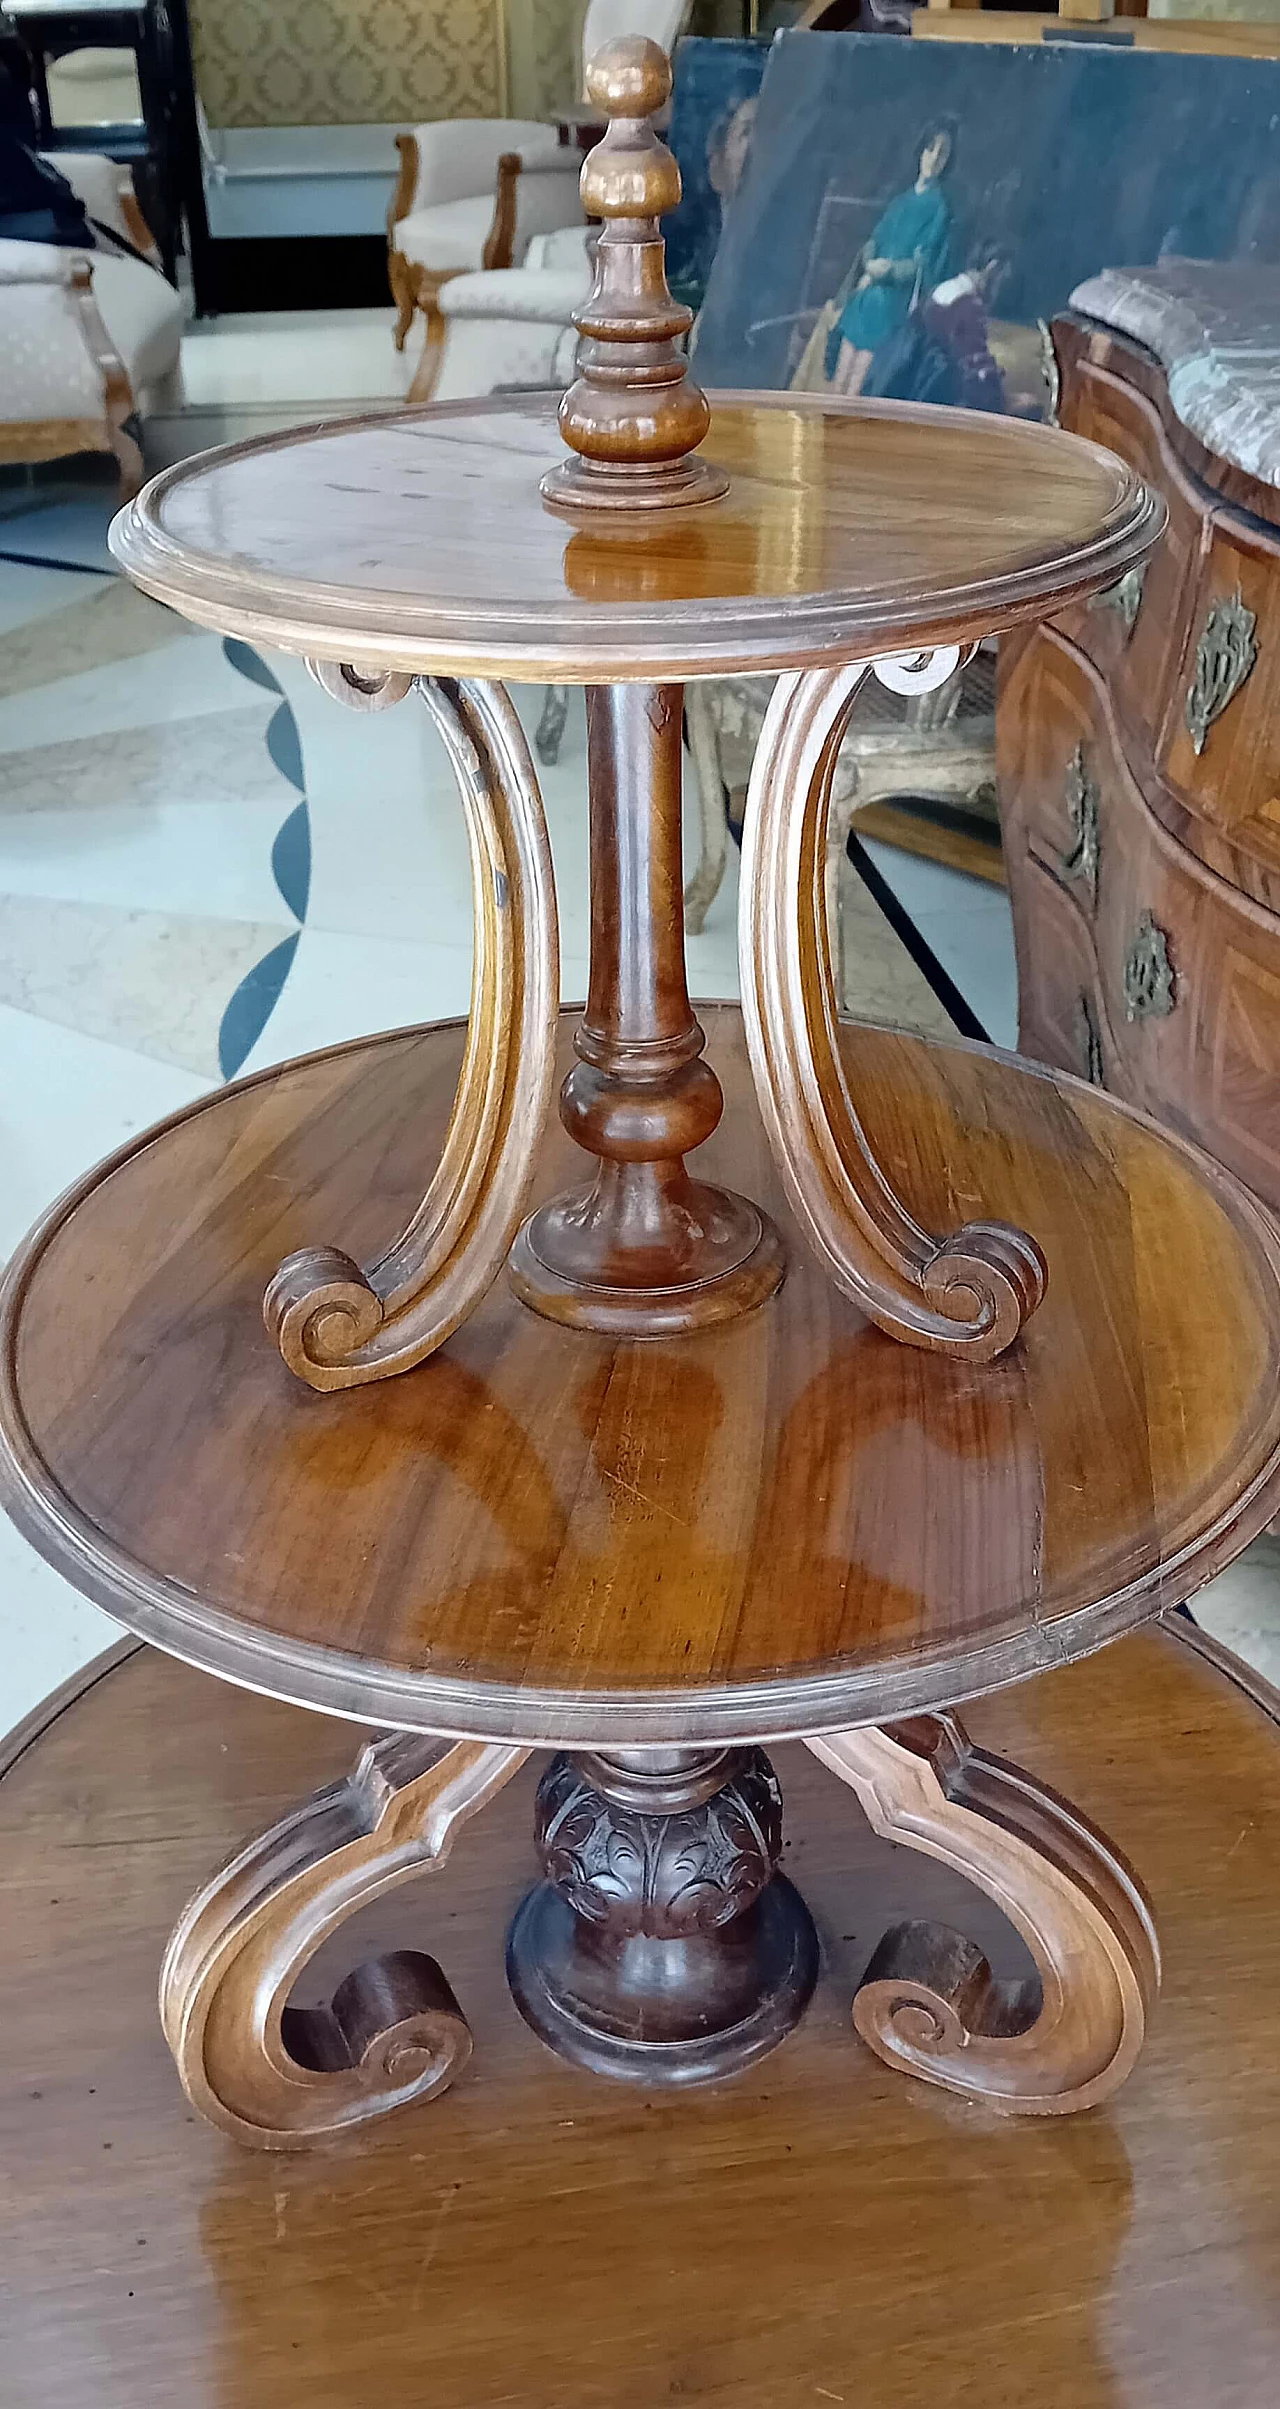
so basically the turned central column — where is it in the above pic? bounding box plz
[508,35,783,1336]
[508,683,784,1335]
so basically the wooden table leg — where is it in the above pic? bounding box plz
[740,654,1048,1362]
[263,670,559,1390]
[161,1733,528,2148]
[808,1714,1160,2114]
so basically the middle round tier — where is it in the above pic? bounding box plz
[3,1008,1279,1743]
[107,391,1161,682]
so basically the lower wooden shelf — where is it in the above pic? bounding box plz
[2,1620,1277,2407]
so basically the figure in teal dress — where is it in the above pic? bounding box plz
[828,124,956,397]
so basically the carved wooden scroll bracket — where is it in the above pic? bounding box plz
[160,1734,529,2148]
[264,671,559,1389]
[809,1715,1159,2114]
[739,655,1048,1362]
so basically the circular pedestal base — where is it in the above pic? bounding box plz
[507,1181,786,1337]
[4,1631,1280,2406]
[539,453,730,515]
[506,1874,819,2085]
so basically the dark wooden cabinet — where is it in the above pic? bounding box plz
[1001,295,1280,1214]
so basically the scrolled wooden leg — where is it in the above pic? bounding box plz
[264,672,559,1388]
[739,658,1047,1361]
[808,1716,1159,2115]
[161,1733,529,2148]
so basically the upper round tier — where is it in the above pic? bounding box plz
[108,391,1162,683]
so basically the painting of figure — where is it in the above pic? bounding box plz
[664,38,768,318]
[817,121,956,397]
[693,32,1280,417]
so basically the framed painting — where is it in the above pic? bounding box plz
[694,32,1280,417]
[665,36,769,317]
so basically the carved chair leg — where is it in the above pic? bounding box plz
[161,1734,529,2148]
[739,657,1047,1361]
[808,1715,1159,2115]
[406,268,462,406]
[682,683,729,935]
[264,672,559,1388]
[388,245,418,352]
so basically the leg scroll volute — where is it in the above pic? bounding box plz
[160,1733,529,2148]
[808,1716,1160,2115]
[264,672,559,1389]
[739,658,1047,1361]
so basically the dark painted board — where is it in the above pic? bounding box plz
[696,32,1280,414]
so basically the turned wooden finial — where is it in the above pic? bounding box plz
[540,36,728,514]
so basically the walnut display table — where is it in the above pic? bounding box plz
[3,42,1279,2154]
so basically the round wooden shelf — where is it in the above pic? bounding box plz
[3,1623,1278,2408]
[3,1008,1280,1743]
[107,390,1160,683]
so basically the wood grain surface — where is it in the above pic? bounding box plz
[107,391,1161,684]
[1,1622,1278,2409]
[3,1007,1280,1742]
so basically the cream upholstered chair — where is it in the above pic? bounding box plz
[387,0,689,370]
[427,222,593,405]
[0,154,183,497]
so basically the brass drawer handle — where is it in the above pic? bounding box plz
[1123,912,1175,1022]
[1061,743,1100,904]
[1093,563,1146,637]
[1186,588,1257,755]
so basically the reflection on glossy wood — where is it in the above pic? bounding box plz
[107,390,1160,684]
[4,1009,1280,1741]
[3,1626,1280,2408]
[809,1715,1158,2113]
[263,676,559,1387]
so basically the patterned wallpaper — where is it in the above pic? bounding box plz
[192,0,508,129]
[506,0,584,117]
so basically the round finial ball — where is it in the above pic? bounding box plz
[584,36,672,119]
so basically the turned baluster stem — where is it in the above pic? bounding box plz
[508,685,785,1333]
[566,683,721,1204]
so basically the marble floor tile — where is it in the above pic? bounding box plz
[0,488,117,574]
[0,1003,211,1737]
[180,308,413,409]
[0,795,297,925]
[0,579,195,703]
[1190,1535,1280,1691]
[0,702,293,823]
[909,896,1020,1050]
[0,895,295,1078]
[239,925,474,1071]
[0,556,111,642]
[0,996,207,1258]
[0,630,260,756]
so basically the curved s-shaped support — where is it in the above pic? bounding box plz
[739,658,1046,1361]
[265,672,559,1387]
[808,1716,1159,2115]
[161,1732,528,2148]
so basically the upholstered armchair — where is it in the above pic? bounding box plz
[0,154,183,497]
[387,0,689,371]
[426,222,593,405]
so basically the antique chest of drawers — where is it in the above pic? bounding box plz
[1000,264,1280,1211]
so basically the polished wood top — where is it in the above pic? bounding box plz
[3,1624,1280,2407]
[108,393,1162,682]
[3,1010,1279,1742]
